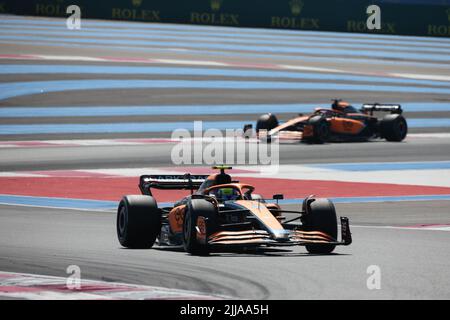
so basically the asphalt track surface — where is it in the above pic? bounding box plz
[1,15,450,299]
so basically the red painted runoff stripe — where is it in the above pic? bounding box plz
[1,176,450,202]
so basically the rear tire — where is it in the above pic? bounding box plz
[302,198,337,254]
[183,199,219,256]
[117,195,161,249]
[308,116,330,143]
[380,114,407,142]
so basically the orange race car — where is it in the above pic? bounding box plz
[116,166,352,255]
[244,99,408,143]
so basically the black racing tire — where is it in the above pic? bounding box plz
[117,195,161,249]
[256,113,279,133]
[250,193,266,203]
[302,198,338,254]
[183,199,219,256]
[308,116,330,143]
[379,114,408,142]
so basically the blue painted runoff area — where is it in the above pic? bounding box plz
[1,65,450,88]
[1,119,450,134]
[1,34,449,62]
[1,39,448,70]
[2,79,450,101]
[2,17,450,45]
[2,26,450,53]
[0,194,116,211]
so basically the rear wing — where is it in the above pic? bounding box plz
[360,103,402,115]
[139,174,209,196]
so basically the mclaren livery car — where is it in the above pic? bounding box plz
[244,100,408,143]
[116,166,352,255]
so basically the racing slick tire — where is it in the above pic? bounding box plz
[308,116,330,143]
[183,199,219,256]
[256,113,279,134]
[117,195,161,249]
[302,198,338,254]
[379,114,408,142]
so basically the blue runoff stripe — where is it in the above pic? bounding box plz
[2,26,450,53]
[0,104,316,118]
[1,39,448,69]
[1,194,450,211]
[408,119,450,128]
[0,121,247,134]
[0,119,450,134]
[276,194,450,204]
[1,103,450,118]
[2,79,450,101]
[1,65,450,88]
[0,194,116,211]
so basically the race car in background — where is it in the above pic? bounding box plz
[116,166,352,256]
[244,99,408,143]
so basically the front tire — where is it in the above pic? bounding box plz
[380,114,407,142]
[117,195,161,249]
[256,113,279,133]
[302,198,337,254]
[183,199,218,256]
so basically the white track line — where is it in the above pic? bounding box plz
[0,271,228,300]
